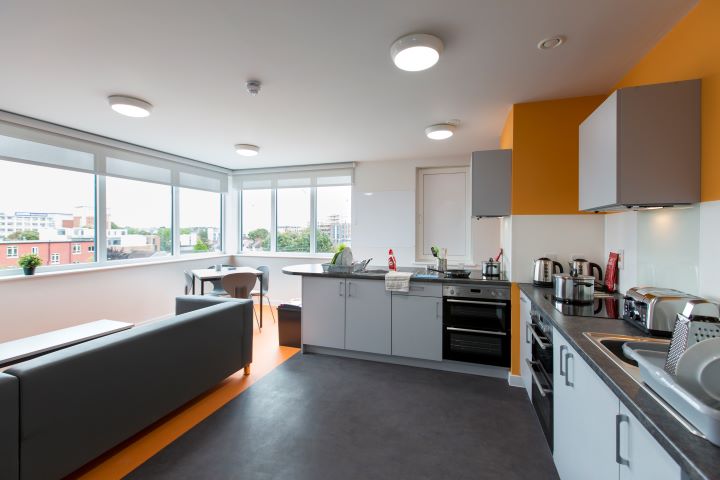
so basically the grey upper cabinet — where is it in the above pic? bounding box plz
[579,79,700,212]
[471,149,511,217]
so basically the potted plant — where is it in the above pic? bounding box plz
[18,253,43,275]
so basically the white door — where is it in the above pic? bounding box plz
[345,279,391,355]
[618,403,681,480]
[553,330,620,480]
[391,294,443,361]
[302,277,346,349]
[519,291,532,399]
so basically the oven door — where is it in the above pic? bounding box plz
[442,298,510,366]
[529,315,553,450]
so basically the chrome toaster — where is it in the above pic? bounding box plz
[623,287,700,336]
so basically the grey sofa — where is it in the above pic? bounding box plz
[0,295,253,480]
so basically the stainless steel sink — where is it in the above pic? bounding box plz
[583,332,669,383]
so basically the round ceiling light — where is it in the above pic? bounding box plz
[537,36,566,50]
[390,33,444,72]
[108,95,153,117]
[425,123,456,140]
[235,144,260,157]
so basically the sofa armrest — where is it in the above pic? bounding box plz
[0,373,19,480]
[175,295,253,315]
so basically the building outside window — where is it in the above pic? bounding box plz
[178,188,222,254]
[31,246,39,255]
[315,185,351,252]
[276,188,311,253]
[50,253,60,264]
[88,245,95,253]
[72,244,81,254]
[6,245,17,258]
[241,189,271,252]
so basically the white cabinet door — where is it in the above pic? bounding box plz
[519,291,532,399]
[391,294,442,361]
[618,403,681,480]
[553,330,619,480]
[302,277,346,349]
[345,279,392,355]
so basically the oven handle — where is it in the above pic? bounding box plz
[445,299,507,307]
[446,327,506,336]
[526,359,552,397]
[528,322,551,350]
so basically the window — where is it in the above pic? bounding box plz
[31,246,39,255]
[316,185,351,252]
[88,245,95,253]
[6,246,18,258]
[0,160,95,269]
[179,188,222,254]
[241,189,271,252]
[72,244,81,254]
[105,177,173,261]
[276,188,311,252]
[50,253,60,264]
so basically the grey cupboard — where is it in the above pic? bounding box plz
[345,279,391,355]
[301,276,346,349]
[471,149,511,217]
[391,294,442,361]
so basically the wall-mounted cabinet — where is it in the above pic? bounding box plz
[471,150,511,217]
[579,80,700,212]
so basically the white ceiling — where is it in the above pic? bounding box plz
[0,0,696,170]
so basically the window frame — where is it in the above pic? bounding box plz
[6,245,18,258]
[50,253,60,264]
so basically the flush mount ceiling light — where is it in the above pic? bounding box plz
[235,144,260,157]
[108,95,153,117]
[537,35,566,50]
[425,123,456,140]
[390,33,444,71]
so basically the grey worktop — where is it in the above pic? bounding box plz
[282,263,510,286]
[519,284,720,480]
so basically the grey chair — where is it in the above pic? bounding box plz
[251,265,276,323]
[222,272,261,330]
[184,270,194,295]
[206,264,233,296]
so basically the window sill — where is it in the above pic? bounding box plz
[237,251,333,260]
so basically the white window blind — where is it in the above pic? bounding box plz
[234,163,354,190]
[106,156,173,185]
[0,130,94,173]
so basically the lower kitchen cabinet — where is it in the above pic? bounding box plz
[391,294,442,361]
[519,291,532,399]
[553,330,681,480]
[302,276,347,349]
[345,279,391,355]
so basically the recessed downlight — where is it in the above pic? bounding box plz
[108,95,153,117]
[235,144,260,157]
[425,123,456,140]
[390,33,444,71]
[537,36,566,50]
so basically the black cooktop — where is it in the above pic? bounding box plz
[544,293,625,319]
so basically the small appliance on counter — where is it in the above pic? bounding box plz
[533,257,563,287]
[552,273,595,305]
[622,287,700,337]
[481,258,501,278]
[568,258,603,284]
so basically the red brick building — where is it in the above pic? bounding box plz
[0,240,95,269]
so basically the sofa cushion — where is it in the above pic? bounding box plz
[0,373,19,480]
[6,299,252,480]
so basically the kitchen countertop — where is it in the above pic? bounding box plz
[519,284,720,480]
[282,263,510,286]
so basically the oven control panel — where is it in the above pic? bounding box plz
[442,285,509,301]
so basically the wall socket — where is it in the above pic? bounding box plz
[617,249,624,270]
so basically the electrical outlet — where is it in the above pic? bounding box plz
[617,249,624,270]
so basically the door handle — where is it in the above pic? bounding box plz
[564,351,574,387]
[436,301,440,319]
[339,281,345,297]
[446,327,506,336]
[615,414,630,466]
[446,299,506,307]
[559,345,568,377]
[526,359,551,397]
[347,281,352,297]
[525,321,531,344]
[528,323,551,349]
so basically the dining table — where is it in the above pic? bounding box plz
[190,266,265,327]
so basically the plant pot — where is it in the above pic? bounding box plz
[22,267,36,275]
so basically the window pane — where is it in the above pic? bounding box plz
[179,188,222,253]
[106,177,172,260]
[0,160,96,269]
[316,186,352,252]
[276,188,311,252]
[241,189,271,252]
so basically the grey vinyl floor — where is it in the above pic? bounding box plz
[127,354,558,480]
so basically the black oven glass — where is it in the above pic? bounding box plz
[443,298,510,367]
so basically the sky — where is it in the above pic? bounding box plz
[0,161,220,228]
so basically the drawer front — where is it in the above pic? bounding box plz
[390,282,442,298]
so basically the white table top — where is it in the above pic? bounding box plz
[0,319,133,368]
[191,266,261,280]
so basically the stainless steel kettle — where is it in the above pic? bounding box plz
[533,257,563,286]
[569,258,603,282]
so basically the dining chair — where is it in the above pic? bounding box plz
[222,272,261,330]
[184,270,194,295]
[205,264,233,296]
[251,265,276,323]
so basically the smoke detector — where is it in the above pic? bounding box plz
[245,80,262,96]
[537,36,566,50]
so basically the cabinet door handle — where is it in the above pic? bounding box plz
[529,323,551,350]
[559,345,568,377]
[436,301,440,318]
[525,321,531,344]
[339,281,344,297]
[615,414,630,466]
[526,359,551,397]
[564,351,574,387]
[446,327,506,336]
[347,281,352,297]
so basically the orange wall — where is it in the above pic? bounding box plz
[500,107,514,149]
[615,0,720,201]
[509,95,605,215]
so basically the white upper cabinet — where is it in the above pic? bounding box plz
[471,150,511,217]
[579,80,700,212]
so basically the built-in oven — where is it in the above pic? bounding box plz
[527,308,554,450]
[442,285,510,367]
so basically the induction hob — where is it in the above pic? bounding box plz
[544,293,625,319]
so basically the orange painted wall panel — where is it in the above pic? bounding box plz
[500,107,514,149]
[616,0,718,201]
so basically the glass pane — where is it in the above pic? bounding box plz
[106,177,172,260]
[276,188,311,252]
[179,188,222,253]
[241,189,271,252]
[0,160,96,269]
[316,186,352,252]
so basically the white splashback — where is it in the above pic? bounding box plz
[605,211,639,292]
[699,201,720,302]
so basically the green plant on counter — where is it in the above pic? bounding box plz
[18,253,43,269]
[330,243,346,264]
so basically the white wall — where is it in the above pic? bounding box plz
[604,211,639,292]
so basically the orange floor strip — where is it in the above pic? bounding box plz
[67,306,299,480]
